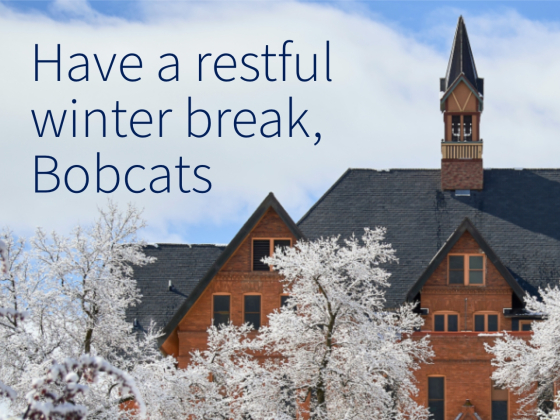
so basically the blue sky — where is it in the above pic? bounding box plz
[2,0,560,245]
[5,1,560,39]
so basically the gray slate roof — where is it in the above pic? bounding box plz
[297,169,560,308]
[128,244,225,331]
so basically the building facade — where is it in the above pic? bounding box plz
[130,17,560,420]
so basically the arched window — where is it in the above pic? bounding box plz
[433,312,460,332]
[474,312,499,332]
[428,377,445,420]
[492,380,508,420]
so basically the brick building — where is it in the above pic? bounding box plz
[130,17,560,420]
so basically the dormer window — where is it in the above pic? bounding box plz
[448,254,485,286]
[252,239,292,271]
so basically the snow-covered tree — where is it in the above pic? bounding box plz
[0,302,145,420]
[0,204,172,419]
[257,228,434,420]
[179,322,297,420]
[487,287,560,420]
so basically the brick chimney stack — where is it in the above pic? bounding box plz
[440,16,484,191]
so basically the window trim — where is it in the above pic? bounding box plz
[427,375,445,420]
[433,311,460,332]
[211,293,232,327]
[243,293,262,330]
[447,253,486,286]
[252,238,292,272]
[473,311,500,332]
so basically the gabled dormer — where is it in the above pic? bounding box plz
[407,219,533,332]
[440,17,484,191]
[158,193,305,363]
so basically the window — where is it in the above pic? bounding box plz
[448,254,485,285]
[474,312,499,332]
[213,295,230,328]
[492,381,508,420]
[428,377,445,420]
[538,383,554,415]
[449,256,464,284]
[452,115,461,141]
[253,240,271,271]
[252,239,292,271]
[281,295,297,312]
[519,320,532,331]
[280,295,291,308]
[433,312,459,332]
[463,115,473,142]
[244,295,261,330]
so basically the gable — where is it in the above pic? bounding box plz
[159,193,304,354]
[440,76,483,111]
[405,218,524,302]
[221,208,298,273]
[444,81,479,113]
[422,231,512,290]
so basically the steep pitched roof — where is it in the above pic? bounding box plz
[128,244,226,331]
[443,16,483,96]
[406,218,526,301]
[157,193,305,347]
[298,169,560,308]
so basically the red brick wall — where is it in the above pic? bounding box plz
[441,159,483,190]
[413,232,531,419]
[163,208,298,367]
[421,232,512,332]
[413,332,530,420]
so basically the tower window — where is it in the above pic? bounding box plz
[428,377,445,420]
[463,115,473,142]
[452,115,461,141]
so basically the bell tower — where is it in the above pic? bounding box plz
[440,16,484,191]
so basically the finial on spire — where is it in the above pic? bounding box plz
[441,16,483,96]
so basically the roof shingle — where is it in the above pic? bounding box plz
[298,169,560,308]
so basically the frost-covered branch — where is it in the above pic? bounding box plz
[487,286,560,419]
[256,228,433,420]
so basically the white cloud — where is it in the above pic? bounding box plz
[0,3,559,242]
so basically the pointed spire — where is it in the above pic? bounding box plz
[443,16,483,95]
